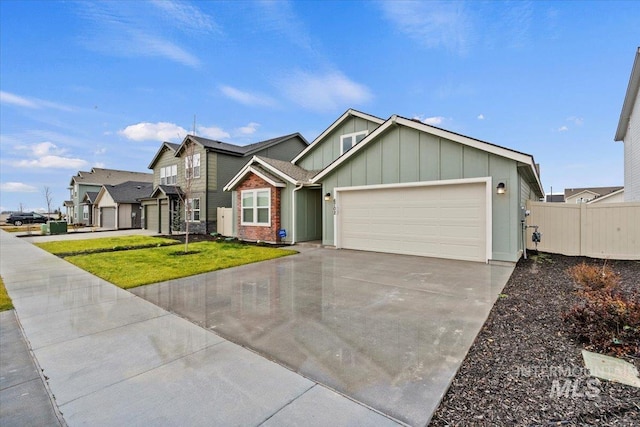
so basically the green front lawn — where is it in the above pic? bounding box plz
[63,241,296,289]
[0,276,13,311]
[36,235,180,255]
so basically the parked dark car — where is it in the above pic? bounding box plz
[6,212,49,226]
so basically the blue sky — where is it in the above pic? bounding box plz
[1,0,638,212]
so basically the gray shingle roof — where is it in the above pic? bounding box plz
[71,168,153,186]
[189,133,306,156]
[103,181,153,203]
[255,156,320,182]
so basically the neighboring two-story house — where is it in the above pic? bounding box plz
[142,134,308,234]
[615,47,640,202]
[67,168,153,225]
[225,109,544,263]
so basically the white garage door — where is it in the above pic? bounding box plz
[337,181,489,262]
[101,207,116,229]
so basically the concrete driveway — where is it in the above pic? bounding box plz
[132,247,514,426]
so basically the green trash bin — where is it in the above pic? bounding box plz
[49,221,67,234]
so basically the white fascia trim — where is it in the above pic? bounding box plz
[615,47,640,141]
[568,189,600,200]
[333,177,492,263]
[587,188,624,204]
[292,109,385,164]
[311,116,397,183]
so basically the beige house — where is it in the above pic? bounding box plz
[615,47,640,202]
[564,186,624,204]
[94,181,153,229]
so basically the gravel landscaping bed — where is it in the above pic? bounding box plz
[430,253,640,426]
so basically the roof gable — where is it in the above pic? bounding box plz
[224,156,320,191]
[148,142,180,169]
[291,109,384,165]
[564,186,624,199]
[311,114,544,197]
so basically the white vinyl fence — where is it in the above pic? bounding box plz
[525,201,640,260]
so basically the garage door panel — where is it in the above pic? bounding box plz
[338,182,487,262]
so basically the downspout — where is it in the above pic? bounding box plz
[291,183,304,245]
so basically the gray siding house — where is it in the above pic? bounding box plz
[68,168,154,225]
[142,134,308,234]
[225,109,544,263]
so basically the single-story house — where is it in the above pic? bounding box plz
[225,109,544,263]
[94,181,153,229]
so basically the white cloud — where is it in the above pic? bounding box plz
[477,114,485,120]
[197,126,230,140]
[567,116,584,126]
[75,2,205,68]
[220,86,276,107]
[94,147,107,155]
[13,156,88,169]
[379,0,472,54]
[0,182,38,193]
[120,122,188,142]
[31,141,59,157]
[237,122,260,135]
[279,71,372,112]
[149,0,221,35]
[558,126,569,132]
[413,115,446,126]
[0,91,74,111]
[0,91,37,108]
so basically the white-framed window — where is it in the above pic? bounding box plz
[83,205,89,220]
[241,189,270,226]
[185,153,201,179]
[160,165,177,185]
[186,198,200,221]
[340,130,368,154]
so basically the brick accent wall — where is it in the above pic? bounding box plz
[236,173,281,243]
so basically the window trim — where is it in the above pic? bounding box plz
[185,198,200,222]
[160,164,177,185]
[340,130,368,155]
[241,188,271,227]
[185,153,201,180]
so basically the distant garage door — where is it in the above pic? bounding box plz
[145,204,159,232]
[337,181,489,262]
[101,207,116,229]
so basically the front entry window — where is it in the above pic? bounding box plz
[241,189,270,226]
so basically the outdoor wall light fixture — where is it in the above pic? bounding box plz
[324,192,332,201]
[496,182,506,194]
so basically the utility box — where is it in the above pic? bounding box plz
[41,224,49,235]
[49,221,67,234]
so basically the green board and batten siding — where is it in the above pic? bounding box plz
[319,124,529,262]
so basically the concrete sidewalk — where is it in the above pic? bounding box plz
[0,231,400,426]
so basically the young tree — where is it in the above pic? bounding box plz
[176,140,197,253]
[43,186,53,218]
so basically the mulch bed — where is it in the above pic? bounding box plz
[430,253,640,426]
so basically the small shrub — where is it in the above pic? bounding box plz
[564,261,639,357]
[564,290,640,357]
[567,262,620,294]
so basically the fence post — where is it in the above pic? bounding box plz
[579,203,587,256]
